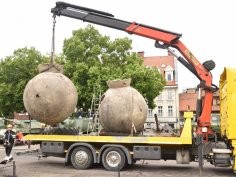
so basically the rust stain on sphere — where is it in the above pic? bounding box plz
[23,72,78,125]
[99,79,148,133]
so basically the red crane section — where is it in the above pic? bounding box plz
[52,1,217,140]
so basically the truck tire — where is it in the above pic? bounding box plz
[102,147,126,171]
[71,146,93,169]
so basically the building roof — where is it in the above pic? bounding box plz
[140,51,177,86]
[143,56,175,70]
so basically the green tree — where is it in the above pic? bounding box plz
[0,47,47,117]
[62,25,166,109]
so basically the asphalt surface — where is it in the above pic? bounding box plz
[0,144,235,177]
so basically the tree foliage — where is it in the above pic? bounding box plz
[0,25,166,117]
[62,25,166,109]
[0,47,47,117]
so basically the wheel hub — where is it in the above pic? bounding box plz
[75,150,88,165]
[106,151,121,167]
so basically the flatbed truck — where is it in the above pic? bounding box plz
[24,2,236,173]
[25,112,196,171]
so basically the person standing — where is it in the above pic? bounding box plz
[3,124,16,162]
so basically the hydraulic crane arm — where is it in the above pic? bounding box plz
[51,2,181,42]
[51,1,217,139]
[51,2,208,80]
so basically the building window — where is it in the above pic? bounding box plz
[167,90,172,100]
[211,114,220,125]
[167,73,172,81]
[158,106,163,116]
[168,106,173,116]
[165,71,173,81]
[148,109,153,117]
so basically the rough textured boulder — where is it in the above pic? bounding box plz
[23,72,78,125]
[99,79,148,133]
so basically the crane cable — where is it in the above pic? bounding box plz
[50,15,56,65]
[38,14,62,73]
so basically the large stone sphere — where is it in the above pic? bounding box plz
[99,79,148,133]
[23,72,78,125]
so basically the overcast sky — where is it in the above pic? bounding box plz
[1,0,235,91]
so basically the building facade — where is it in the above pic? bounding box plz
[179,88,220,126]
[139,51,219,130]
[140,51,179,128]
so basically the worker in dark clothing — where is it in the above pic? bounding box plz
[3,124,16,162]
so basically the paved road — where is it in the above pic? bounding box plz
[0,145,234,177]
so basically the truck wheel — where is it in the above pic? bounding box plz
[102,147,126,171]
[71,146,93,169]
